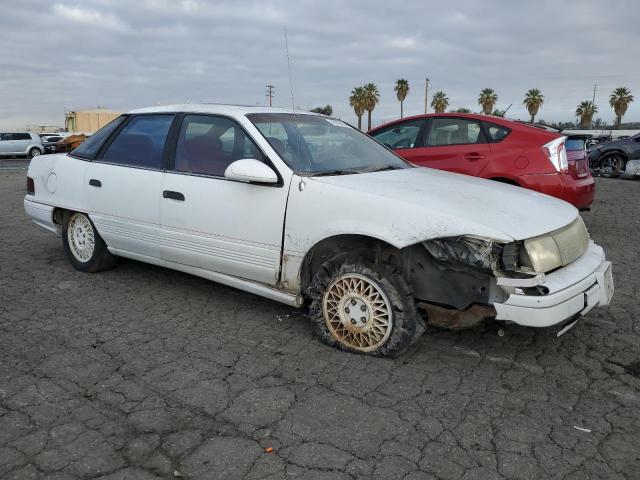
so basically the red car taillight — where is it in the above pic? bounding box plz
[27,176,35,195]
[542,137,568,173]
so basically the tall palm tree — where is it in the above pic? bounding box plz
[478,88,498,115]
[523,88,544,123]
[394,79,409,118]
[575,101,598,129]
[349,87,366,130]
[430,91,449,113]
[609,87,634,129]
[363,83,380,130]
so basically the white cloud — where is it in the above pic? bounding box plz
[52,4,126,31]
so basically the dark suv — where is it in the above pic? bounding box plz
[588,133,640,176]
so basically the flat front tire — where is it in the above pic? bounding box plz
[62,212,117,272]
[309,252,424,357]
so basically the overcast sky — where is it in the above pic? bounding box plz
[1,0,639,130]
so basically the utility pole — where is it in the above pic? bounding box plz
[266,84,275,107]
[424,78,430,114]
[591,83,597,129]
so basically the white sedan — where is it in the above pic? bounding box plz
[24,104,614,356]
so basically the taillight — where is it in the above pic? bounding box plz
[27,176,35,195]
[542,137,568,173]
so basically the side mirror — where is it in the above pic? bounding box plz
[224,159,278,184]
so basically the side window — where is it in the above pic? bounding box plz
[425,118,485,146]
[15,133,31,141]
[483,122,510,143]
[0,133,8,141]
[101,115,173,169]
[174,115,263,177]
[72,115,126,159]
[371,120,423,149]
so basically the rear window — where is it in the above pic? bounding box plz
[565,138,585,151]
[71,116,126,159]
[482,122,510,142]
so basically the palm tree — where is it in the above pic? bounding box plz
[394,79,409,118]
[478,88,498,115]
[575,101,598,129]
[609,87,634,129]
[523,88,544,123]
[430,91,449,113]
[349,87,366,130]
[363,83,380,130]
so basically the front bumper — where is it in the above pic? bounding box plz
[494,241,613,327]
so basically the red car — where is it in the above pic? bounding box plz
[368,113,594,209]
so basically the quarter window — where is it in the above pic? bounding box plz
[15,133,31,140]
[371,120,423,150]
[102,115,173,169]
[483,122,510,142]
[72,115,126,159]
[426,118,485,146]
[174,115,263,177]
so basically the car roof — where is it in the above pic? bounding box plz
[369,112,516,131]
[128,103,323,117]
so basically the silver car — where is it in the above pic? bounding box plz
[0,132,44,158]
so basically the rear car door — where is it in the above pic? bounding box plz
[13,133,32,154]
[160,114,289,285]
[85,114,174,259]
[410,117,491,175]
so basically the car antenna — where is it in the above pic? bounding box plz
[283,25,306,180]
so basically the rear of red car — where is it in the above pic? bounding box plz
[368,113,595,209]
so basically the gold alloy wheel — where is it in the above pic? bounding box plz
[322,273,393,352]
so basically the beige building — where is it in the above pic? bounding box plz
[65,108,122,133]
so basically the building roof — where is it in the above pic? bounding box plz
[66,109,122,115]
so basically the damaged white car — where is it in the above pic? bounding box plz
[24,105,614,356]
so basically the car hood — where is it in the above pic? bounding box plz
[311,167,578,242]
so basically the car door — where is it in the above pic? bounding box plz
[85,114,174,259]
[13,133,32,154]
[408,117,492,176]
[160,114,289,285]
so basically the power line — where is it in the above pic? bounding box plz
[266,84,275,107]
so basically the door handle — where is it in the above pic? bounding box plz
[163,190,185,201]
[464,153,484,161]
[89,179,102,187]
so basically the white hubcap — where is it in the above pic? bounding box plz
[67,214,95,262]
[322,274,393,352]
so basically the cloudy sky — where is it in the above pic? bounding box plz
[1,0,639,130]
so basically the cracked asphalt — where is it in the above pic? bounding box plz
[1,162,639,479]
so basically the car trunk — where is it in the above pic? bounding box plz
[565,136,590,180]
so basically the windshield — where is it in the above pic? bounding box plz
[247,113,411,175]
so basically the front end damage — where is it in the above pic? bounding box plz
[404,216,611,331]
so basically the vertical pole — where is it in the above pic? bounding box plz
[590,83,597,129]
[424,78,429,114]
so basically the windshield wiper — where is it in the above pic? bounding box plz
[364,165,403,173]
[310,169,361,177]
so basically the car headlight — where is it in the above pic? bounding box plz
[520,217,589,273]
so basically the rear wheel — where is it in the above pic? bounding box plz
[28,147,41,158]
[309,252,424,357]
[598,154,626,177]
[62,212,117,272]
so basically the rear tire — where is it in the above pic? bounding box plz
[28,147,41,158]
[62,212,117,272]
[309,251,425,357]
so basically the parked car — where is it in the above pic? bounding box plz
[588,132,640,177]
[24,105,614,356]
[368,113,595,209]
[0,132,43,158]
[42,136,65,153]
